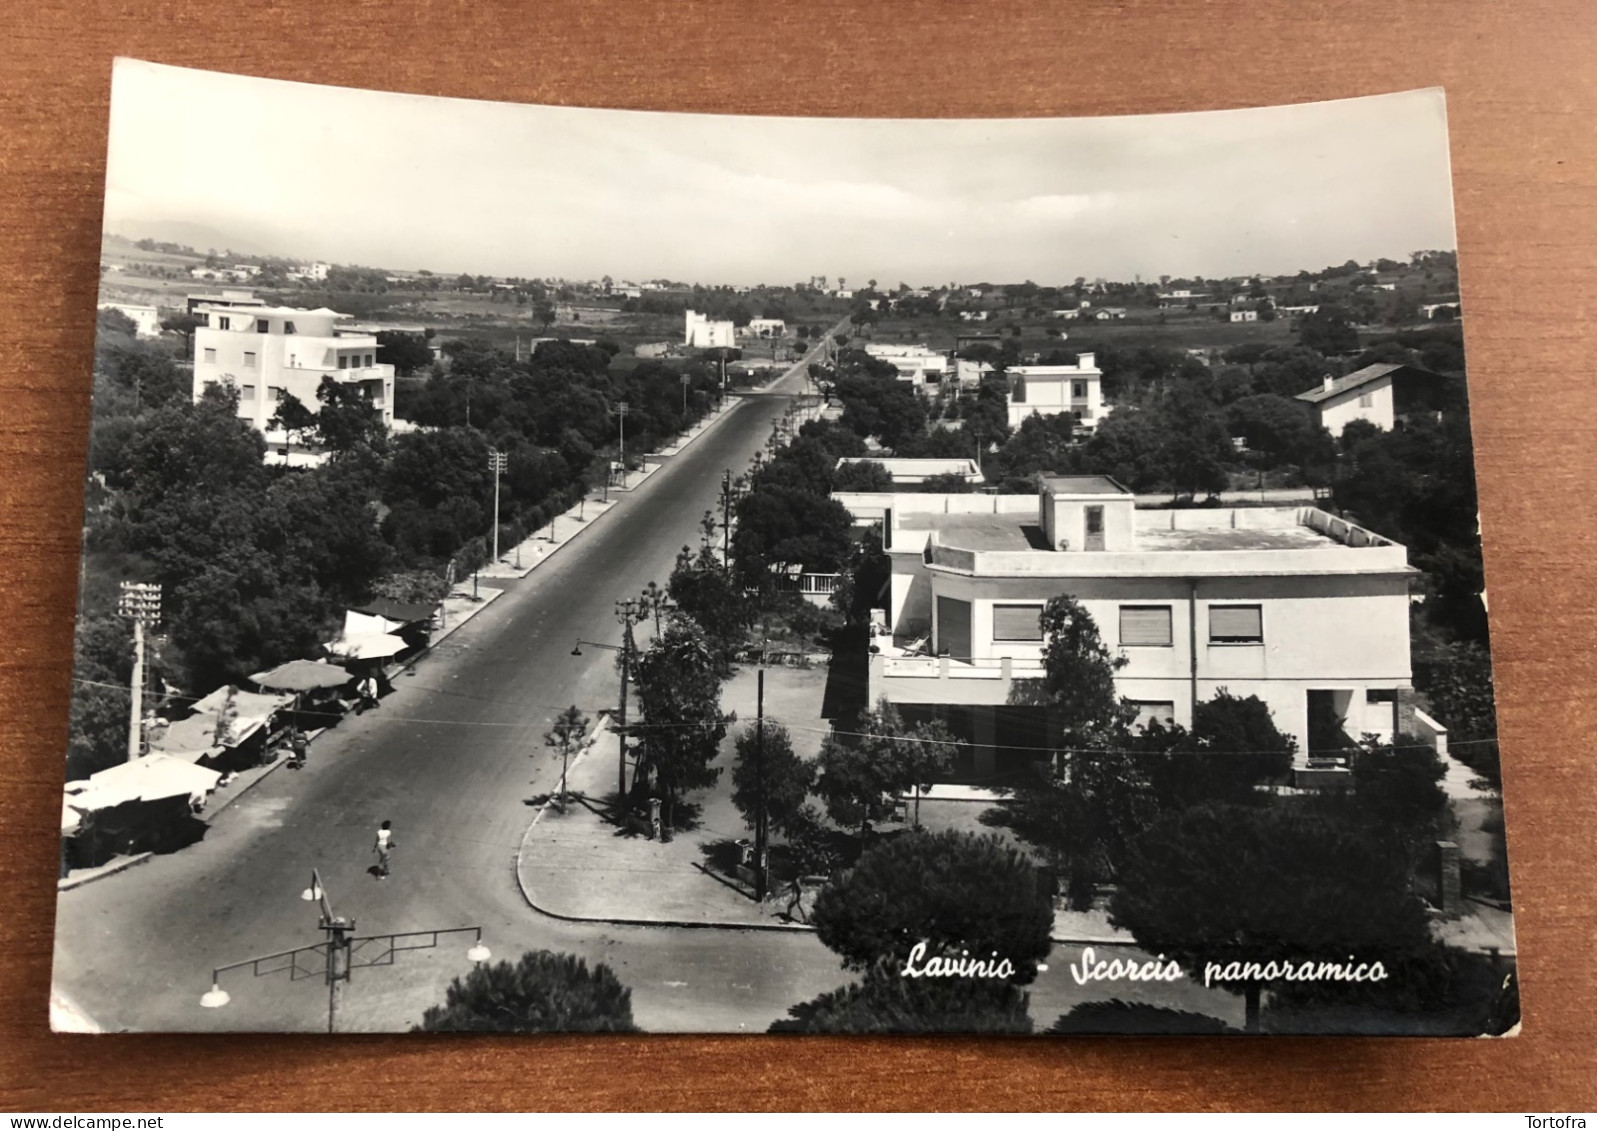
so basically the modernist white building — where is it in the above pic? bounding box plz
[685,309,735,349]
[835,457,982,486]
[864,343,951,394]
[192,304,395,434]
[745,318,787,338]
[1006,354,1105,429]
[98,302,162,339]
[847,476,1423,780]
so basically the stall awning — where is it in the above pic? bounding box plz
[250,658,353,692]
[65,754,222,815]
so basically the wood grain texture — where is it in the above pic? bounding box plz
[1,0,1592,1112]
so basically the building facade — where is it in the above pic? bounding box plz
[685,309,735,349]
[847,477,1418,779]
[1005,354,1105,429]
[192,304,395,434]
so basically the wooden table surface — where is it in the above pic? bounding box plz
[1,0,1592,1112]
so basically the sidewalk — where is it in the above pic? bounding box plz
[515,665,829,932]
[479,397,742,582]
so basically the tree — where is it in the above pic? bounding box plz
[267,391,317,449]
[667,544,751,665]
[810,829,1054,984]
[417,950,637,1032]
[375,330,434,376]
[1031,594,1128,741]
[830,459,893,493]
[545,705,589,810]
[730,720,815,839]
[983,749,1159,909]
[1141,691,1297,809]
[1416,640,1498,786]
[1297,306,1360,355]
[815,702,955,831]
[314,376,387,455]
[631,620,729,834]
[1349,735,1448,837]
[532,298,557,330]
[771,972,1033,1034]
[1110,802,1436,1031]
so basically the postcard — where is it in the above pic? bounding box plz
[55,60,1514,1035]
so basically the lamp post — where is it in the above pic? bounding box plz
[200,868,489,1033]
[116,582,162,761]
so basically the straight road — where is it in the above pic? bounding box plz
[52,326,1241,1035]
[51,338,854,1034]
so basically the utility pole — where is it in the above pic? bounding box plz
[680,372,690,416]
[754,666,768,901]
[614,598,642,800]
[611,401,629,490]
[720,470,733,568]
[488,449,508,564]
[117,582,161,761]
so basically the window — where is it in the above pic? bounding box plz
[364,353,374,367]
[256,318,270,333]
[1209,604,1263,644]
[1010,377,1026,403]
[1358,392,1373,407]
[283,321,296,335]
[992,604,1044,642]
[1365,688,1396,703]
[1129,701,1176,731]
[1120,605,1172,647]
[268,386,284,402]
[338,356,349,369]
[216,316,231,331]
[1071,380,1087,399]
[202,347,217,363]
[243,351,256,368]
[239,384,256,401]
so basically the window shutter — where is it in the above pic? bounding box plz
[992,605,1043,641]
[1209,605,1263,642]
[1120,606,1172,646]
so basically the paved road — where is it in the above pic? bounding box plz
[52,337,859,1034]
[52,326,1242,1034]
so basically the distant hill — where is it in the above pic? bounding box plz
[108,219,267,258]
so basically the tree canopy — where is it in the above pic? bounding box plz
[416,950,637,1032]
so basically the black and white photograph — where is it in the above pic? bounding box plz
[54,59,1514,1036]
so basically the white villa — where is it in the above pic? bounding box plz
[1006,354,1105,429]
[863,343,951,394]
[842,476,1433,781]
[1294,362,1448,436]
[192,304,395,434]
[685,310,736,349]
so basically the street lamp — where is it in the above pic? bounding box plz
[200,868,490,1033]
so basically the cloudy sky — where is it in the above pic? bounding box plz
[104,60,1458,287]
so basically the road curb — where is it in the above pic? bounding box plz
[205,753,294,820]
[512,721,816,935]
[57,851,153,892]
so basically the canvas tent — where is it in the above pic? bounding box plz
[62,754,222,870]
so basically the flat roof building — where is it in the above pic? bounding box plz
[844,476,1422,780]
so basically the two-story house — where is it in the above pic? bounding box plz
[1294,362,1450,436]
[1006,354,1105,430]
[192,304,395,434]
[851,476,1423,782]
